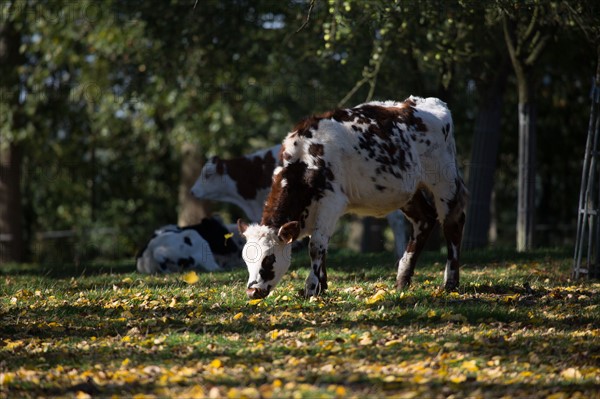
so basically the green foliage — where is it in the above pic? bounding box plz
[1,250,599,397]
[1,0,599,260]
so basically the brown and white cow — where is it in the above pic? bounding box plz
[237,96,468,299]
[191,146,281,222]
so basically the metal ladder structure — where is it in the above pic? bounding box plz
[573,80,600,279]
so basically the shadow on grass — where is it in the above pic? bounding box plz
[0,259,136,278]
[0,246,571,280]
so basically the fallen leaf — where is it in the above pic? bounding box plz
[182,271,199,285]
[365,289,387,305]
[560,367,582,380]
[233,312,244,320]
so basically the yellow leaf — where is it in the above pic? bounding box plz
[450,374,467,384]
[270,330,279,340]
[210,359,223,368]
[183,385,206,399]
[121,358,131,368]
[560,367,582,380]
[411,374,430,384]
[461,360,479,372]
[75,391,92,399]
[224,232,234,245]
[0,372,14,385]
[385,339,403,347]
[227,388,241,399]
[233,312,244,320]
[365,289,387,305]
[335,386,346,397]
[248,298,263,306]
[182,271,199,285]
[121,277,133,284]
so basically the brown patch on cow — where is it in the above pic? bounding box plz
[215,157,225,175]
[261,159,333,229]
[291,109,354,138]
[221,151,278,200]
[278,144,286,162]
[308,143,324,157]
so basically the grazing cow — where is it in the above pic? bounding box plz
[238,96,468,299]
[136,217,241,274]
[191,144,408,255]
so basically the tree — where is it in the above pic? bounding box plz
[463,6,511,249]
[1,4,26,263]
[502,3,558,251]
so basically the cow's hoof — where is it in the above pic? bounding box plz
[395,277,411,290]
[443,281,459,292]
[303,282,322,298]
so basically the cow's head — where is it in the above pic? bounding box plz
[237,219,300,299]
[190,157,229,200]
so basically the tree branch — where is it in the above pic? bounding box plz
[502,14,519,65]
[296,0,317,33]
[562,1,598,45]
[524,32,551,66]
[522,5,539,45]
[338,76,369,108]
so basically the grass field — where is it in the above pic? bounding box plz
[1,247,599,398]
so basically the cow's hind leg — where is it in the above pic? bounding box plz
[395,190,438,289]
[435,178,468,291]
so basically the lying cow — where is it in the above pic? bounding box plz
[238,96,468,299]
[191,144,408,256]
[136,217,241,274]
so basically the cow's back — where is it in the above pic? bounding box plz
[279,97,455,217]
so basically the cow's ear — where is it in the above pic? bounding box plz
[277,221,300,244]
[237,219,249,234]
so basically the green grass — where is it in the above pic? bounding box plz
[1,247,599,398]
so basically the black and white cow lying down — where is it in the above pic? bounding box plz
[136,217,241,274]
[238,96,468,299]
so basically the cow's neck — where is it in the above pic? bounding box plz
[260,163,315,231]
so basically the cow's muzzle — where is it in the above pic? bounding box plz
[246,287,270,299]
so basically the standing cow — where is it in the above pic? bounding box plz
[238,96,468,299]
[191,146,281,223]
[191,145,408,255]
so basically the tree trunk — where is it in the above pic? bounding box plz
[464,62,509,249]
[502,11,548,252]
[348,217,387,253]
[0,144,23,263]
[516,92,537,252]
[178,142,210,227]
[360,217,387,253]
[0,17,24,263]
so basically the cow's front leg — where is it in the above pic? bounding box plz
[304,232,329,297]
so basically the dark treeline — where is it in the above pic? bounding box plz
[1,0,598,264]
